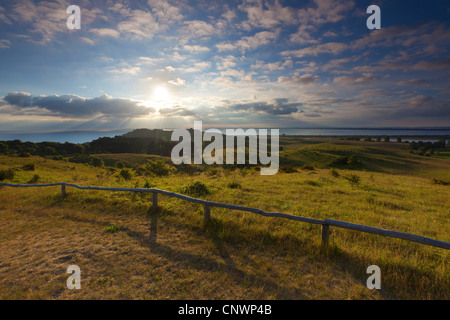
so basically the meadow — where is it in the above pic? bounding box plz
[0,138,448,299]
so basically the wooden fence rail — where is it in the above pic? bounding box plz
[1,182,449,250]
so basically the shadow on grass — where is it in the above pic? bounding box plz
[129,206,307,299]
[52,201,446,299]
[326,244,448,300]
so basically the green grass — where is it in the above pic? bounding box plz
[0,139,449,300]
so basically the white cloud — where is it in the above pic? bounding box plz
[282,42,348,58]
[168,78,186,86]
[182,45,210,53]
[0,39,11,49]
[89,28,120,38]
[182,20,216,38]
[118,9,160,40]
[217,30,279,52]
[148,0,183,24]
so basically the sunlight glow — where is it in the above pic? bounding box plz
[153,86,171,102]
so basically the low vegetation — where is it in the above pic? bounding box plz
[0,139,448,300]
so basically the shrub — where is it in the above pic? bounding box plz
[90,157,104,168]
[137,159,172,177]
[305,180,320,187]
[431,179,449,186]
[280,166,297,173]
[144,180,155,189]
[0,142,8,155]
[19,152,32,158]
[330,154,361,167]
[347,155,361,166]
[0,169,15,181]
[52,155,64,161]
[181,181,210,197]
[22,163,36,171]
[330,168,340,177]
[344,174,360,185]
[119,169,132,180]
[116,161,125,169]
[227,181,242,189]
[43,146,56,155]
[28,174,40,184]
[104,225,120,233]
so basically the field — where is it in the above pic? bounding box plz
[0,138,449,300]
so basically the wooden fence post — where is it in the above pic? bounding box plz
[152,192,158,209]
[204,205,211,223]
[61,184,66,198]
[321,224,330,247]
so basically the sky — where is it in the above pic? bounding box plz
[0,0,449,132]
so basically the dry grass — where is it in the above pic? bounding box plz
[0,141,449,300]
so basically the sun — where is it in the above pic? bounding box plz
[153,86,171,102]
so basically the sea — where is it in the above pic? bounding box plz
[0,128,449,144]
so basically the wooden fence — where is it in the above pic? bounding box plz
[1,182,449,250]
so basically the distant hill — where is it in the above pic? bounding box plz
[122,128,173,140]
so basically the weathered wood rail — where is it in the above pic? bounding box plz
[1,182,449,250]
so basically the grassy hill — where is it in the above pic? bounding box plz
[0,139,449,299]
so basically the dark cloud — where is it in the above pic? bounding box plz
[392,95,450,118]
[278,74,319,85]
[229,98,302,115]
[2,92,155,117]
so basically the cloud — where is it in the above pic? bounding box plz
[390,95,450,119]
[217,30,279,52]
[182,20,217,38]
[396,79,429,86]
[2,92,154,117]
[80,37,94,45]
[89,28,120,38]
[229,98,302,115]
[0,5,12,24]
[148,0,183,24]
[411,59,450,71]
[0,39,11,49]
[278,74,320,85]
[352,22,450,55]
[333,73,378,86]
[182,45,210,53]
[118,9,160,40]
[282,42,348,58]
[168,78,186,86]
[238,0,298,30]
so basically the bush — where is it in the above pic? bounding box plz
[227,181,242,189]
[431,179,449,186]
[28,174,40,184]
[344,174,360,185]
[116,161,125,169]
[137,159,172,177]
[22,163,36,171]
[104,225,120,233]
[119,169,132,180]
[280,166,297,173]
[330,168,340,177]
[0,142,8,155]
[90,157,104,168]
[43,146,56,155]
[19,152,32,158]
[346,155,361,166]
[330,154,361,167]
[181,181,210,197]
[0,169,15,181]
[144,180,155,189]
